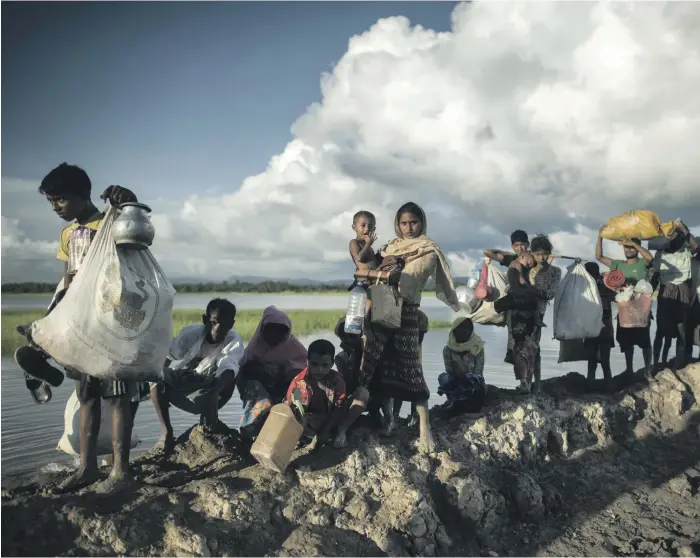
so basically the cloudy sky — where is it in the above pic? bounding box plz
[3,1,700,283]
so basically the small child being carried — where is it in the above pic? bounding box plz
[348,210,382,317]
[349,211,380,284]
[495,251,547,327]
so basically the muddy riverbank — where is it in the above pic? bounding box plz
[2,364,699,557]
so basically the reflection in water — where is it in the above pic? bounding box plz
[1,300,653,478]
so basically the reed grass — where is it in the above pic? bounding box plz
[0,309,451,357]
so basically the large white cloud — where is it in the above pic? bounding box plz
[3,2,700,282]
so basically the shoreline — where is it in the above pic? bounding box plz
[2,365,698,557]
[0,308,451,356]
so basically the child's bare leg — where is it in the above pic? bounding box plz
[96,394,135,494]
[674,323,686,370]
[334,387,369,448]
[392,398,402,418]
[150,383,175,453]
[407,402,419,427]
[381,398,396,436]
[56,398,101,493]
[532,351,541,393]
[662,336,671,365]
[653,331,664,370]
[587,356,598,382]
[416,402,435,454]
[534,302,546,327]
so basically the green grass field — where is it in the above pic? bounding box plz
[0,309,451,357]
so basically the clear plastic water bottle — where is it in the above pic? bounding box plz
[468,264,482,288]
[344,286,367,335]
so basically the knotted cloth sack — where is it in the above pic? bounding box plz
[29,206,175,382]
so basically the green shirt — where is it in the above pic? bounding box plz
[609,258,649,286]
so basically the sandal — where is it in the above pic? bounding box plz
[14,346,65,388]
[25,375,52,404]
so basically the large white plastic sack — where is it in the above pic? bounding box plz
[461,259,508,326]
[553,262,604,340]
[30,206,175,382]
[57,390,141,457]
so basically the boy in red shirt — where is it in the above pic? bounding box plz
[286,339,346,449]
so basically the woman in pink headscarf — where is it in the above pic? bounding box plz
[237,306,307,438]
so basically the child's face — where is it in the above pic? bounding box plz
[532,250,550,266]
[46,194,88,222]
[353,217,375,238]
[308,353,333,377]
[512,241,529,255]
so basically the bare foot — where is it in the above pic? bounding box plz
[418,430,436,455]
[333,431,348,449]
[152,433,175,455]
[94,470,136,495]
[406,413,419,428]
[381,417,397,437]
[54,467,100,494]
[515,381,530,394]
[202,419,229,436]
[306,436,319,450]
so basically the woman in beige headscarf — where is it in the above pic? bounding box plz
[334,202,459,454]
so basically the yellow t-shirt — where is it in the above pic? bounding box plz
[56,214,104,273]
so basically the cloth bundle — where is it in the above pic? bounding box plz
[604,270,626,290]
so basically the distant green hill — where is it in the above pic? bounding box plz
[1,275,469,295]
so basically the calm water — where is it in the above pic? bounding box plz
[3,292,445,316]
[1,294,651,479]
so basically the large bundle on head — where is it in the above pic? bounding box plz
[599,210,675,241]
[29,206,175,382]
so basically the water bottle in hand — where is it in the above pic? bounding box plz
[344,286,367,335]
[468,265,482,289]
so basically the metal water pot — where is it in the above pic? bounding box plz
[112,202,155,249]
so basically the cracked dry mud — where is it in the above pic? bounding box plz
[2,364,699,557]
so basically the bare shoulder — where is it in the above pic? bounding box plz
[349,238,364,251]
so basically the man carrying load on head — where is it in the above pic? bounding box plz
[596,230,654,377]
[151,298,244,454]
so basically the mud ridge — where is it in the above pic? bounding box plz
[2,364,699,557]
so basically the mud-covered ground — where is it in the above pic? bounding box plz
[2,364,699,557]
